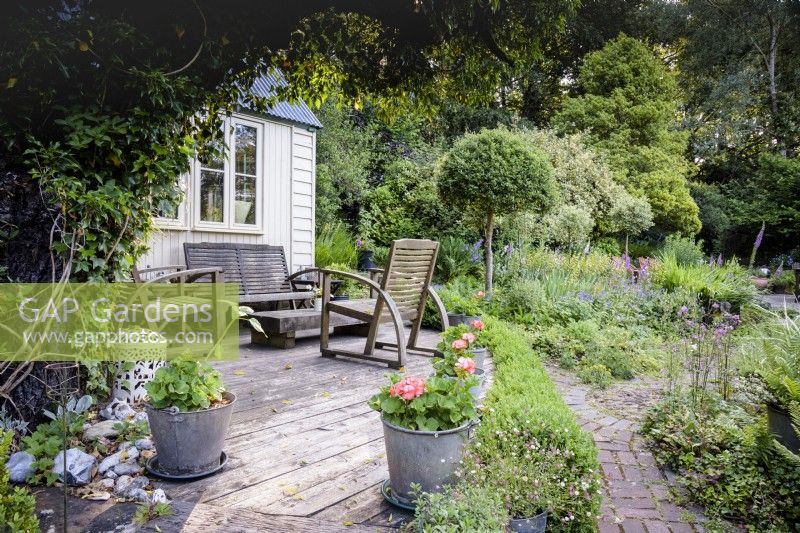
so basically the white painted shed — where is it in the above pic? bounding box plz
[139,74,321,274]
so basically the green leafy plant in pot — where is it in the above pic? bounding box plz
[434,322,487,401]
[144,361,234,477]
[437,319,488,369]
[441,284,487,326]
[368,373,477,508]
[746,311,800,453]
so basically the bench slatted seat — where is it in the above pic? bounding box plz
[184,242,315,307]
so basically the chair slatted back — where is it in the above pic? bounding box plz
[184,242,291,296]
[381,239,439,321]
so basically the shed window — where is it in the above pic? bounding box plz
[193,116,263,232]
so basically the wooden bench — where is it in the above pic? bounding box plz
[249,308,369,349]
[184,242,315,308]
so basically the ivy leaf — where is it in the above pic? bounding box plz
[6,77,17,89]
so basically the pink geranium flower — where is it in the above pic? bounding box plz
[471,319,485,331]
[452,339,468,351]
[455,357,476,374]
[461,332,476,344]
[474,291,486,299]
[389,377,427,401]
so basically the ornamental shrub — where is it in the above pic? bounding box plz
[543,205,594,250]
[144,361,225,412]
[0,431,39,532]
[437,128,558,294]
[513,128,634,237]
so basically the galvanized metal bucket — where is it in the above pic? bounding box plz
[468,368,486,401]
[146,391,235,476]
[508,511,548,532]
[447,313,480,326]
[382,418,473,507]
[468,347,488,370]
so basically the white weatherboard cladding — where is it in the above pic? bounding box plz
[140,115,316,274]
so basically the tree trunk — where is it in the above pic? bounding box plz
[625,234,630,258]
[766,13,784,153]
[484,211,494,296]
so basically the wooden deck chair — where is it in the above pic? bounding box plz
[314,239,449,368]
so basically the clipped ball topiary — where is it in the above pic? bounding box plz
[437,128,557,294]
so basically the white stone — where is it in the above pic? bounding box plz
[120,447,139,462]
[128,488,150,502]
[52,448,96,486]
[97,453,120,475]
[114,474,132,495]
[113,461,140,476]
[113,403,136,420]
[52,449,96,486]
[5,451,35,483]
[134,438,153,450]
[83,419,120,441]
[150,488,169,504]
[98,478,115,489]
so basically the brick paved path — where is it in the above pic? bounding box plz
[548,370,705,533]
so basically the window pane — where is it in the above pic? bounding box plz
[235,174,256,224]
[200,170,224,222]
[235,124,257,175]
[198,135,225,170]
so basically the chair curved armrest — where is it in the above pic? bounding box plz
[426,286,450,331]
[287,267,319,281]
[316,268,384,295]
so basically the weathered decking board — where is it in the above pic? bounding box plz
[156,326,441,530]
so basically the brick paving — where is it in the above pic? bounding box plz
[548,369,706,533]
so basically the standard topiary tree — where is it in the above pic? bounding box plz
[437,129,557,294]
[610,194,654,257]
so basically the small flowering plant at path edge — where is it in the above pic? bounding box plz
[368,374,478,431]
[434,321,487,378]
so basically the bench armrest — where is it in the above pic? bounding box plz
[143,267,225,284]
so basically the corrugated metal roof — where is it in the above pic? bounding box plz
[242,72,323,129]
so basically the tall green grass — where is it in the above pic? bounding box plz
[315,222,357,268]
[651,252,755,309]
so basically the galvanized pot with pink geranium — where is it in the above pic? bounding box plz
[437,319,489,369]
[368,374,478,509]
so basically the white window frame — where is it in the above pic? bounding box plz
[192,115,265,234]
[153,173,189,230]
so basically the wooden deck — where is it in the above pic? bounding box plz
[153,326,442,531]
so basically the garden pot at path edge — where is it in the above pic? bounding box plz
[468,347,489,370]
[468,368,486,402]
[146,391,235,475]
[508,512,548,533]
[447,313,480,326]
[767,403,800,453]
[382,418,472,506]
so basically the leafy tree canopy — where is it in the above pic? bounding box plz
[553,34,701,236]
[0,0,577,280]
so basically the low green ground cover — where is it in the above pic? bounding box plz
[414,318,602,532]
